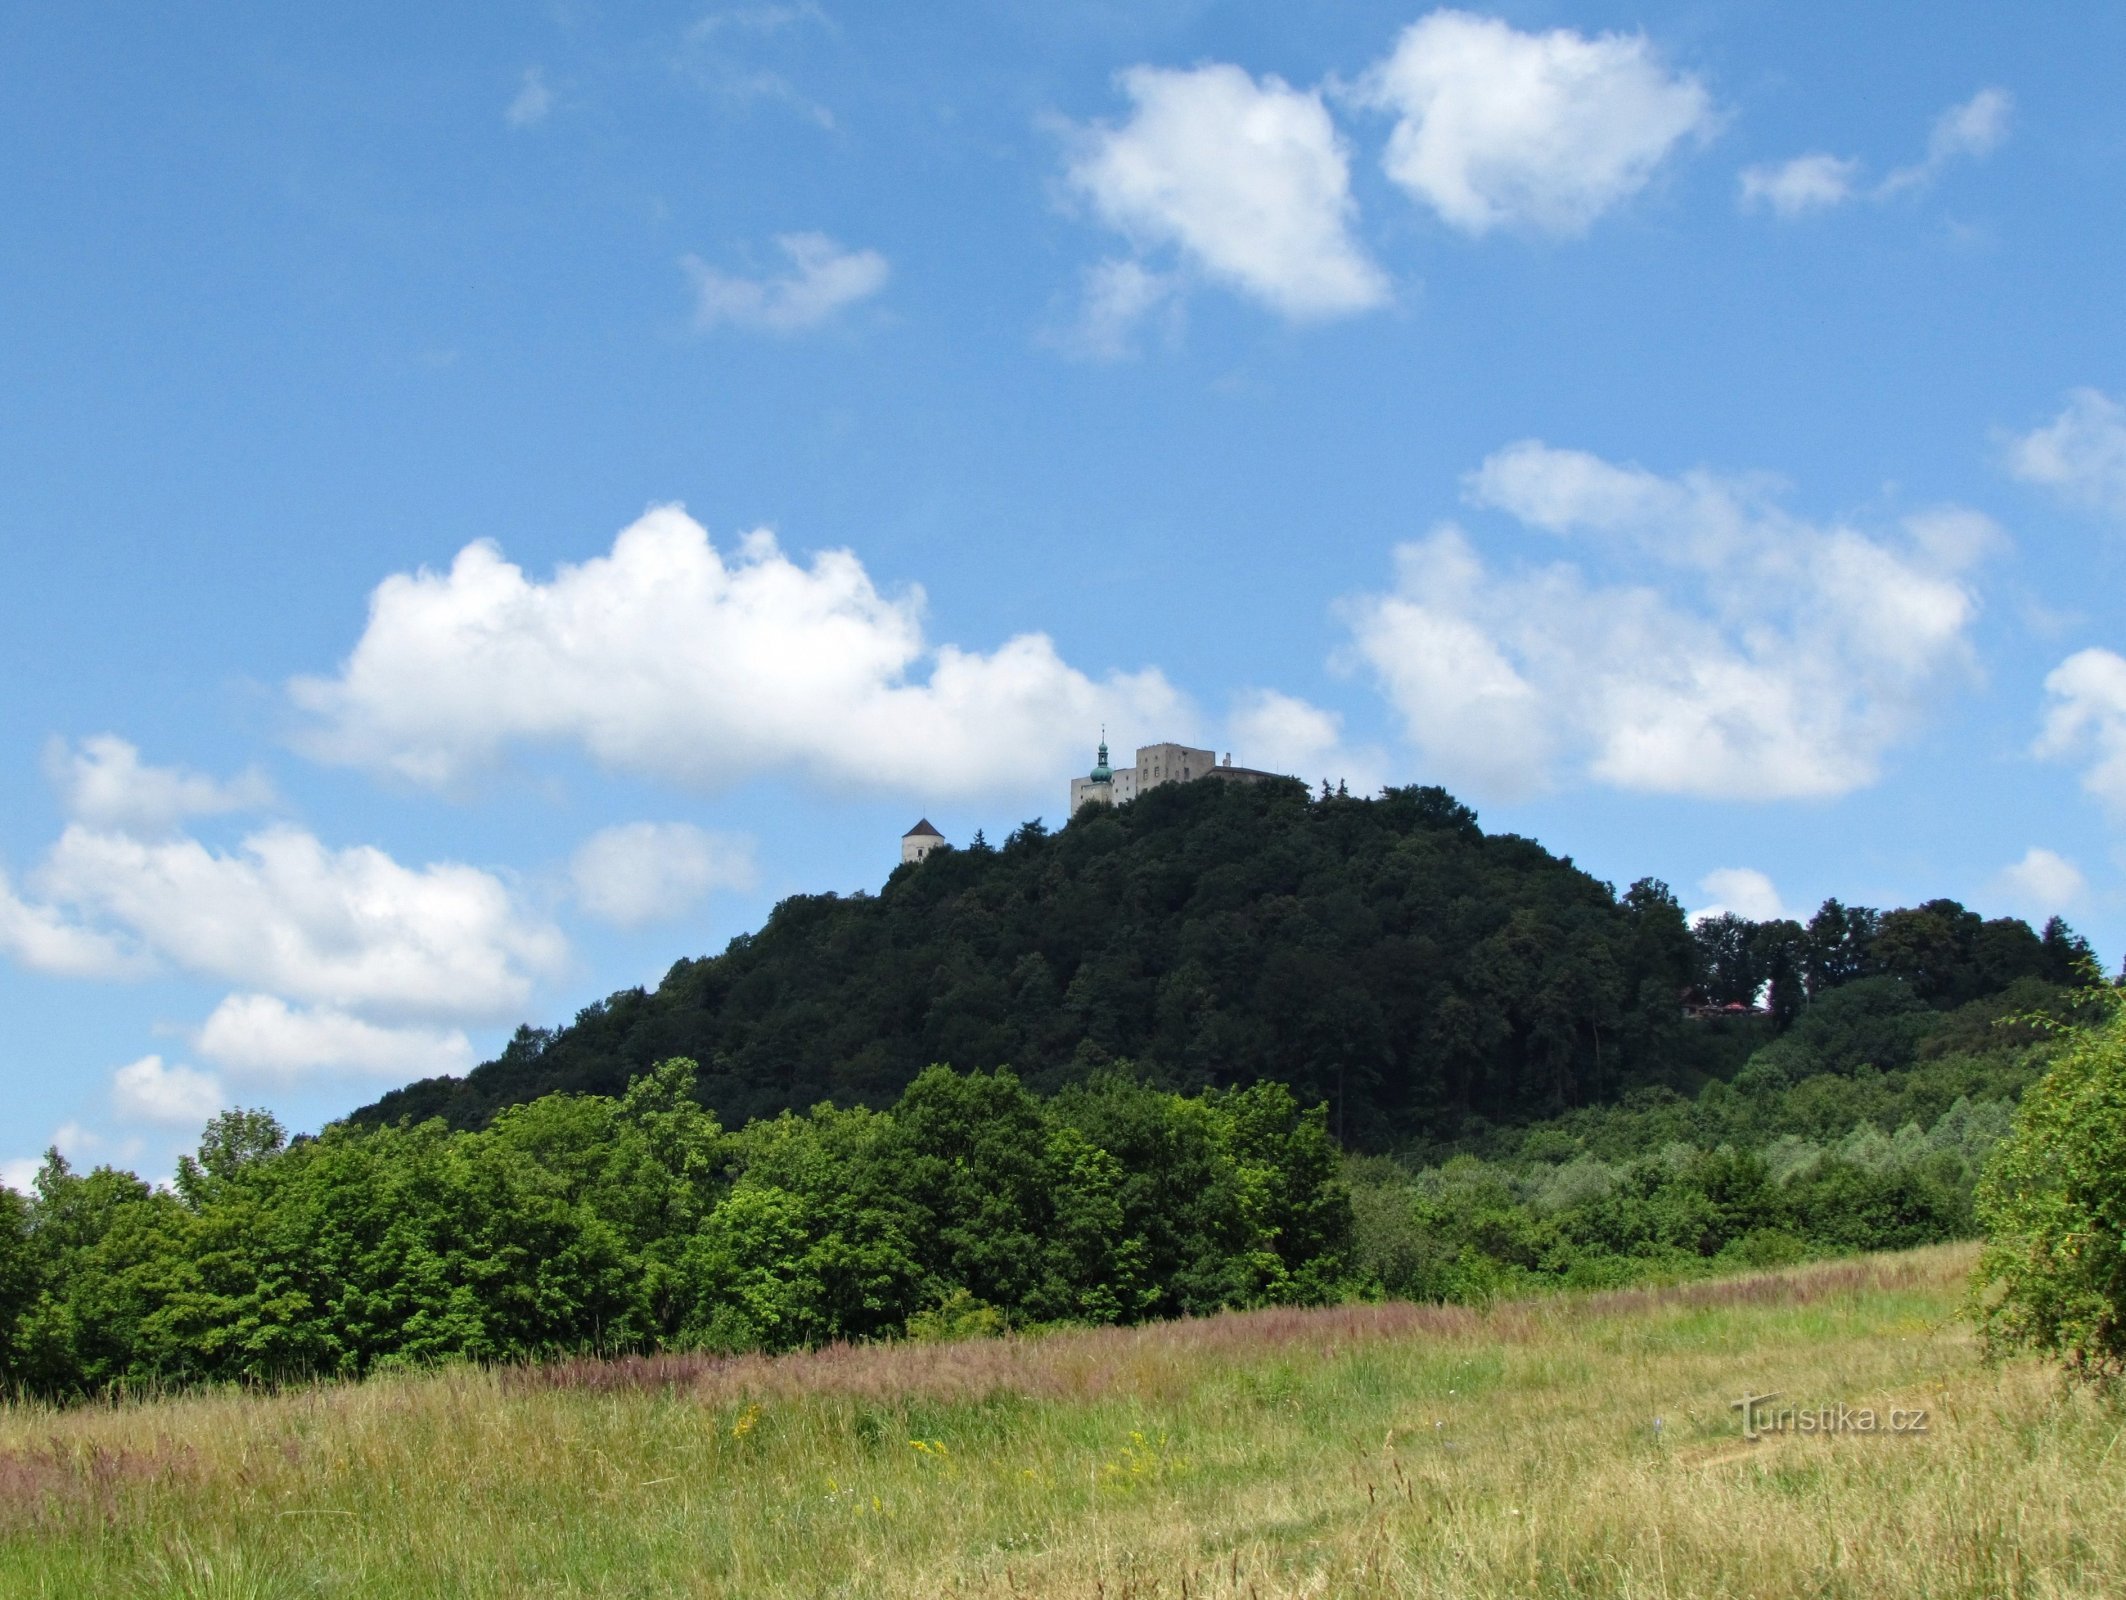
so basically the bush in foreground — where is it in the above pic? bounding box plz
[1973,992,2126,1379]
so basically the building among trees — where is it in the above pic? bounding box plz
[900,818,945,865]
[901,739,1286,866]
[1069,735,1283,815]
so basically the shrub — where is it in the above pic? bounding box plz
[1972,995,2126,1379]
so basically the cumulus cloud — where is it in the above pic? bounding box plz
[1746,87,2012,217]
[1987,847,2087,920]
[685,233,888,333]
[1341,441,1997,801]
[44,735,272,835]
[1689,867,1789,925]
[24,823,563,1020]
[291,508,1187,800]
[111,1055,225,1128]
[194,994,477,1081]
[1738,153,1860,217]
[2036,647,2126,816]
[3,734,561,1082]
[0,1157,40,1195]
[2006,389,2126,523]
[1357,10,1714,237]
[505,67,553,128]
[571,822,758,928]
[1226,690,1390,796]
[1066,63,1387,320]
[0,865,144,978]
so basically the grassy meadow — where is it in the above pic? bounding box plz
[2,1243,2120,1599]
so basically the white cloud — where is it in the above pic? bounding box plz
[1743,87,2012,219]
[28,823,563,1020]
[2036,647,2126,816]
[0,864,144,978]
[1342,442,1997,801]
[51,1122,102,1159]
[571,822,758,928]
[677,7,837,128]
[111,1055,225,1128]
[2006,389,2126,523]
[1934,87,2014,159]
[194,994,477,1081]
[689,3,833,41]
[1066,63,1387,320]
[1358,10,1713,237]
[1883,86,2013,191]
[291,508,1188,801]
[44,734,272,835]
[1690,867,1789,925]
[1053,257,1183,360]
[2,1125,146,1190]
[1226,690,1390,796]
[505,67,553,128]
[685,233,887,333]
[1987,847,2087,920]
[1738,153,1860,217]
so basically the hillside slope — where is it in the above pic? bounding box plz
[351,779,1720,1144]
[348,775,2092,1148]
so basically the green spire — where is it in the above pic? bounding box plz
[1090,727,1112,784]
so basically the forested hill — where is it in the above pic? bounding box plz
[347,776,2094,1147]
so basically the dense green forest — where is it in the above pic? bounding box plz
[0,1065,1348,1397]
[352,776,2099,1148]
[2,979,2093,1399]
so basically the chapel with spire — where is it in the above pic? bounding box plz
[1068,733,1279,814]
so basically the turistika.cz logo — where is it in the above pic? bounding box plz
[1730,1391,1930,1441]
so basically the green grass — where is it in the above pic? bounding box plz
[3,1244,2121,1598]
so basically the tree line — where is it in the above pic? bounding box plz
[0,1063,1349,1398]
[1689,895,2096,1025]
[1348,973,2088,1300]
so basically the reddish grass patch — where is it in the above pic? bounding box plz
[503,1248,1969,1407]
[0,1439,200,1536]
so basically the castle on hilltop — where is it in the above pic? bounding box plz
[899,737,1284,866]
[1069,736,1282,816]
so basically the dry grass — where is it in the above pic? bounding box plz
[2,1243,2120,1598]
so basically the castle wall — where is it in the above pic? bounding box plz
[1134,743,1216,794]
[1069,775,1109,814]
[1070,742,1279,816]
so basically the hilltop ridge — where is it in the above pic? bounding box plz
[351,778,1707,1142]
[345,774,2091,1146]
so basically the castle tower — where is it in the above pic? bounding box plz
[901,818,945,865]
[1070,730,1117,814]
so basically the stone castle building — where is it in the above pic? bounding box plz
[899,740,1286,868]
[1069,736,1282,815]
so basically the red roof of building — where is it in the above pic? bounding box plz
[903,818,943,838]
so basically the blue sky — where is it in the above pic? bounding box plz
[5,2,2126,1183]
